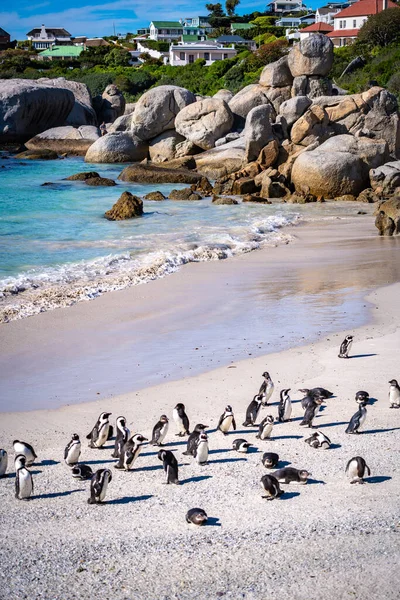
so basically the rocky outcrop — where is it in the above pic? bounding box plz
[370,160,400,195]
[290,105,330,146]
[98,85,125,123]
[85,132,148,163]
[149,131,197,163]
[131,85,196,141]
[14,149,59,160]
[279,96,312,127]
[107,113,134,133]
[288,34,334,78]
[118,163,202,184]
[105,191,143,220]
[25,125,100,155]
[144,191,166,201]
[229,84,274,127]
[124,103,136,115]
[213,89,234,102]
[212,196,238,205]
[260,55,293,88]
[168,188,202,201]
[64,171,100,181]
[175,98,234,150]
[37,77,97,126]
[375,197,400,235]
[85,176,116,186]
[244,104,275,163]
[194,137,246,179]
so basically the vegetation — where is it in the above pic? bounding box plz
[357,8,400,47]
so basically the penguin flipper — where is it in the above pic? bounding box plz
[107,425,114,441]
[217,414,224,431]
[365,464,371,477]
[232,418,236,431]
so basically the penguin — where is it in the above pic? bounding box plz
[389,379,400,408]
[111,416,130,458]
[345,402,367,434]
[158,449,179,484]
[242,394,263,427]
[260,474,283,500]
[262,452,279,469]
[355,391,369,404]
[232,438,251,453]
[151,415,169,446]
[299,390,319,411]
[338,335,353,358]
[304,430,331,449]
[186,508,208,525]
[15,455,33,500]
[13,440,37,467]
[299,397,324,428]
[173,403,190,437]
[183,424,208,456]
[115,434,148,470]
[259,372,274,405]
[299,387,333,400]
[14,454,26,471]
[278,389,292,423]
[88,468,112,504]
[346,456,371,484]
[256,415,275,440]
[0,449,8,477]
[273,467,311,484]
[217,405,236,435]
[64,433,81,467]
[86,412,112,448]
[194,432,209,465]
[72,464,93,480]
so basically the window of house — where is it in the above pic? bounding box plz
[353,19,356,27]
[224,53,228,59]
[189,54,194,63]
[204,52,210,60]
[180,52,185,60]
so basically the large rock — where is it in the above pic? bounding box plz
[194,137,246,179]
[118,163,202,184]
[264,86,292,114]
[290,105,330,145]
[14,149,58,160]
[131,85,196,141]
[279,96,312,127]
[291,134,390,198]
[375,197,400,235]
[260,56,293,88]
[288,34,334,78]
[105,191,143,220]
[370,160,400,194]
[124,103,136,115]
[37,77,97,126]
[244,104,275,163]
[107,113,134,133]
[99,85,125,123]
[85,132,148,163]
[213,89,234,102]
[228,84,274,128]
[175,98,234,150]
[149,130,197,163]
[25,125,100,155]
[0,79,75,143]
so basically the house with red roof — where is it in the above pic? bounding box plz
[327,0,399,46]
[300,21,334,40]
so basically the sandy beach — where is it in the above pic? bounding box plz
[1,211,400,599]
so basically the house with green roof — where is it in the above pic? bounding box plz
[38,45,83,60]
[149,21,183,42]
[230,22,255,33]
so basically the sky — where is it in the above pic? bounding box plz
[3,0,322,40]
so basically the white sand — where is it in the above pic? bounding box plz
[1,281,399,599]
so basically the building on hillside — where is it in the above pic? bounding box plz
[266,0,307,14]
[216,34,257,51]
[277,13,315,40]
[315,2,354,25]
[38,45,83,60]
[327,0,398,46]
[136,27,150,36]
[299,21,334,39]
[182,16,213,36]
[136,40,170,60]
[169,41,237,66]
[72,37,110,47]
[149,21,183,42]
[0,27,11,49]
[230,22,255,34]
[26,25,72,49]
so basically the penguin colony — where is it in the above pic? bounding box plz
[0,337,397,521]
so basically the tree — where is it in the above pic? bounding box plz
[226,0,240,16]
[358,8,400,47]
[205,3,225,17]
[104,47,131,67]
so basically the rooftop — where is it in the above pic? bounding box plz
[0,27,10,37]
[38,45,83,57]
[231,22,254,29]
[301,21,334,31]
[327,28,359,36]
[334,0,398,18]
[216,35,247,43]
[26,27,71,37]
[151,21,183,28]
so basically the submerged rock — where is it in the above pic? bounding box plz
[15,149,58,160]
[118,163,202,184]
[85,177,116,187]
[64,171,100,181]
[144,191,166,201]
[168,188,202,201]
[104,191,143,220]
[212,196,238,205]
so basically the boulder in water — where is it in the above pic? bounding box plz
[105,191,143,220]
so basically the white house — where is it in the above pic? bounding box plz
[169,41,237,66]
[182,16,213,36]
[266,0,307,14]
[315,2,354,25]
[328,0,398,46]
[26,24,71,49]
[149,21,183,42]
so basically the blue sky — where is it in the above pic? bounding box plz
[4,0,321,40]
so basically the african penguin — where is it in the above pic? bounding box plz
[259,371,274,405]
[389,379,400,408]
[232,438,251,453]
[115,434,148,471]
[86,412,112,448]
[242,394,263,427]
[151,415,169,446]
[256,415,275,440]
[355,391,369,404]
[15,455,33,500]
[13,440,37,467]
[217,405,236,435]
[260,474,283,500]
[345,456,370,484]
[345,402,367,434]
[186,508,208,525]
[72,464,93,480]
[299,397,324,428]
[304,430,331,449]
[183,424,208,456]
[14,454,27,471]
[173,403,190,437]
[194,432,209,465]
[0,449,8,478]
[64,433,81,467]
[262,452,279,469]
[111,416,130,458]
[158,449,179,484]
[338,335,353,358]
[299,387,333,400]
[273,467,311,484]
[278,389,292,423]
[88,468,112,504]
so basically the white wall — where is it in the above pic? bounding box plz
[334,15,368,30]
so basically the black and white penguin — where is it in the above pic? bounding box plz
[299,390,319,411]
[173,403,190,437]
[345,402,367,434]
[194,432,209,465]
[242,394,263,427]
[338,335,353,358]
[64,433,81,467]
[88,468,112,504]
[299,387,333,400]
[389,379,400,408]
[158,449,179,484]
[260,474,283,500]
[232,438,251,453]
[115,434,148,470]
[304,430,331,449]
[262,452,279,469]
[0,449,8,478]
[355,391,369,404]
[86,412,112,448]
[14,454,26,471]
[345,456,371,484]
[273,467,311,484]
[15,455,33,500]
[151,415,169,446]
[72,464,93,480]
[186,508,208,525]
[278,389,292,423]
[259,372,274,405]
[256,415,275,440]
[299,397,324,428]
[217,405,236,435]
[111,416,130,458]
[183,424,208,456]
[13,440,37,467]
